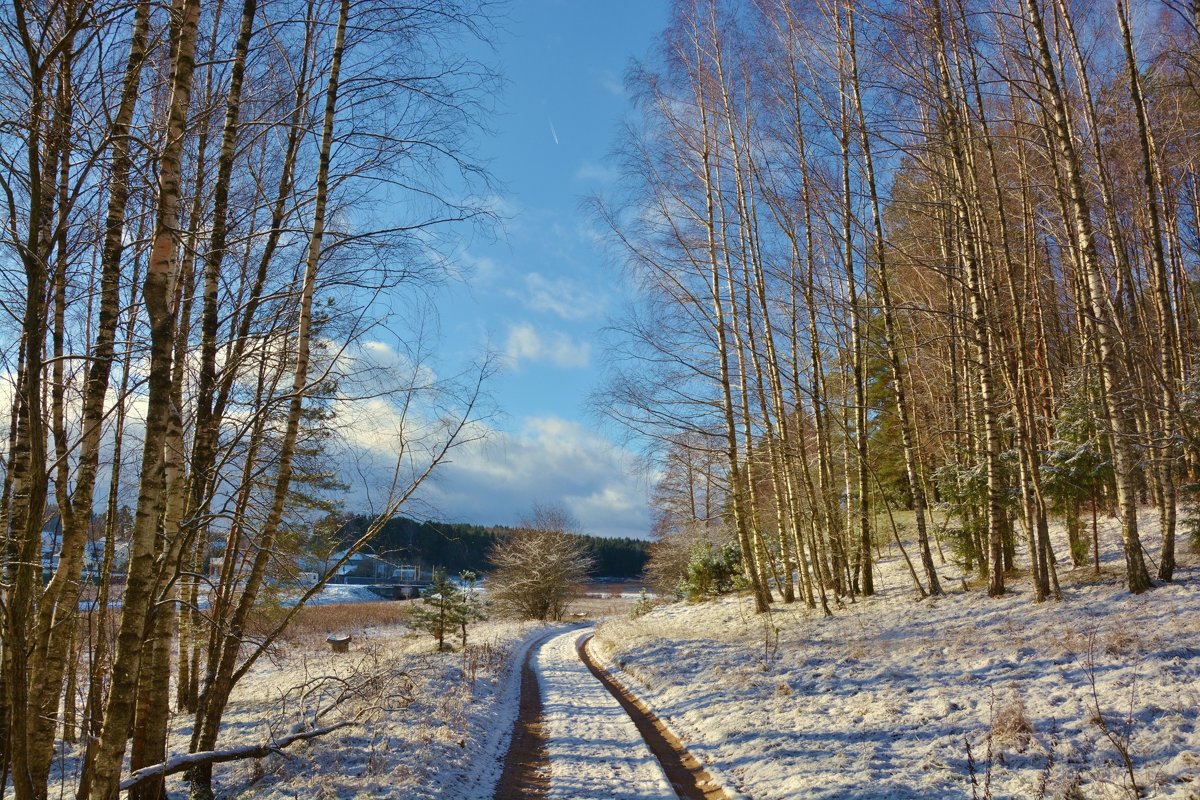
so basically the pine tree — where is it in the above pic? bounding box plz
[408,571,484,652]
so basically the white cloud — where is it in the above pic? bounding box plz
[449,245,501,284]
[414,416,651,538]
[504,323,590,369]
[325,411,654,538]
[575,160,619,184]
[471,193,520,222]
[596,69,626,98]
[518,272,606,320]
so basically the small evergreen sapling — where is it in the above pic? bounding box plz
[455,571,487,648]
[631,588,655,618]
[681,540,743,600]
[409,570,485,652]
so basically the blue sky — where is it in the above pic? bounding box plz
[400,1,670,538]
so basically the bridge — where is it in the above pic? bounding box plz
[366,582,434,600]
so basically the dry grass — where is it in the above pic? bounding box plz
[990,693,1035,753]
[1102,627,1143,657]
[572,594,640,620]
[283,600,414,641]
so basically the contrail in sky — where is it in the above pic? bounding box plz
[549,119,560,145]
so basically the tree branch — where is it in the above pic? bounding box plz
[118,720,357,792]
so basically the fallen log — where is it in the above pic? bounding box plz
[118,720,356,792]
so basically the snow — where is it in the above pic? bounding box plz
[592,510,1200,799]
[298,583,388,605]
[535,627,675,799]
[29,510,1200,799]
[202,620,555,799]
[25,619,564,799]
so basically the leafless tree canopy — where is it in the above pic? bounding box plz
[487,504,595,621]
[0,0,497,797]
[600,0,1200,615]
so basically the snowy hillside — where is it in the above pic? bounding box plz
[29,517,1192,800]
[153,618,553,799]
[594,514,1200,800]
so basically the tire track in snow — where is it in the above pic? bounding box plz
[494,628,560,799]
[496,626,730,800]
[577,635,730,800]
[537,628,676,799]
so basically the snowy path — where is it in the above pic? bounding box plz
[535,628,676,800]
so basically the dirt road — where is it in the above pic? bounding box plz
[493,627,728,800]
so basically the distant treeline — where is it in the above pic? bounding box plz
[336,515,650,579]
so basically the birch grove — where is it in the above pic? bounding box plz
[0,1,495,797]
[606,0,1199,610]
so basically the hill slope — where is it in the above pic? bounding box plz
[593,511,1199,799]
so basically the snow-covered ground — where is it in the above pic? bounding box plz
[536,627,675,799]
[290,582,385,605]
[33,612,589,800]
[197,618,555,799]
[17,616,566,799]
[593,511,1200,800]
[32,512,1197,799]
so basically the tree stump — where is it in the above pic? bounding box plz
[327,634,351,653]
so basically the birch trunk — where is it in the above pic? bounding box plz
[846,4,940,597]
[189,3,353,791]
[88,1,202,795]
[1116,0,1179,581]
[1024,0,1151,593]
